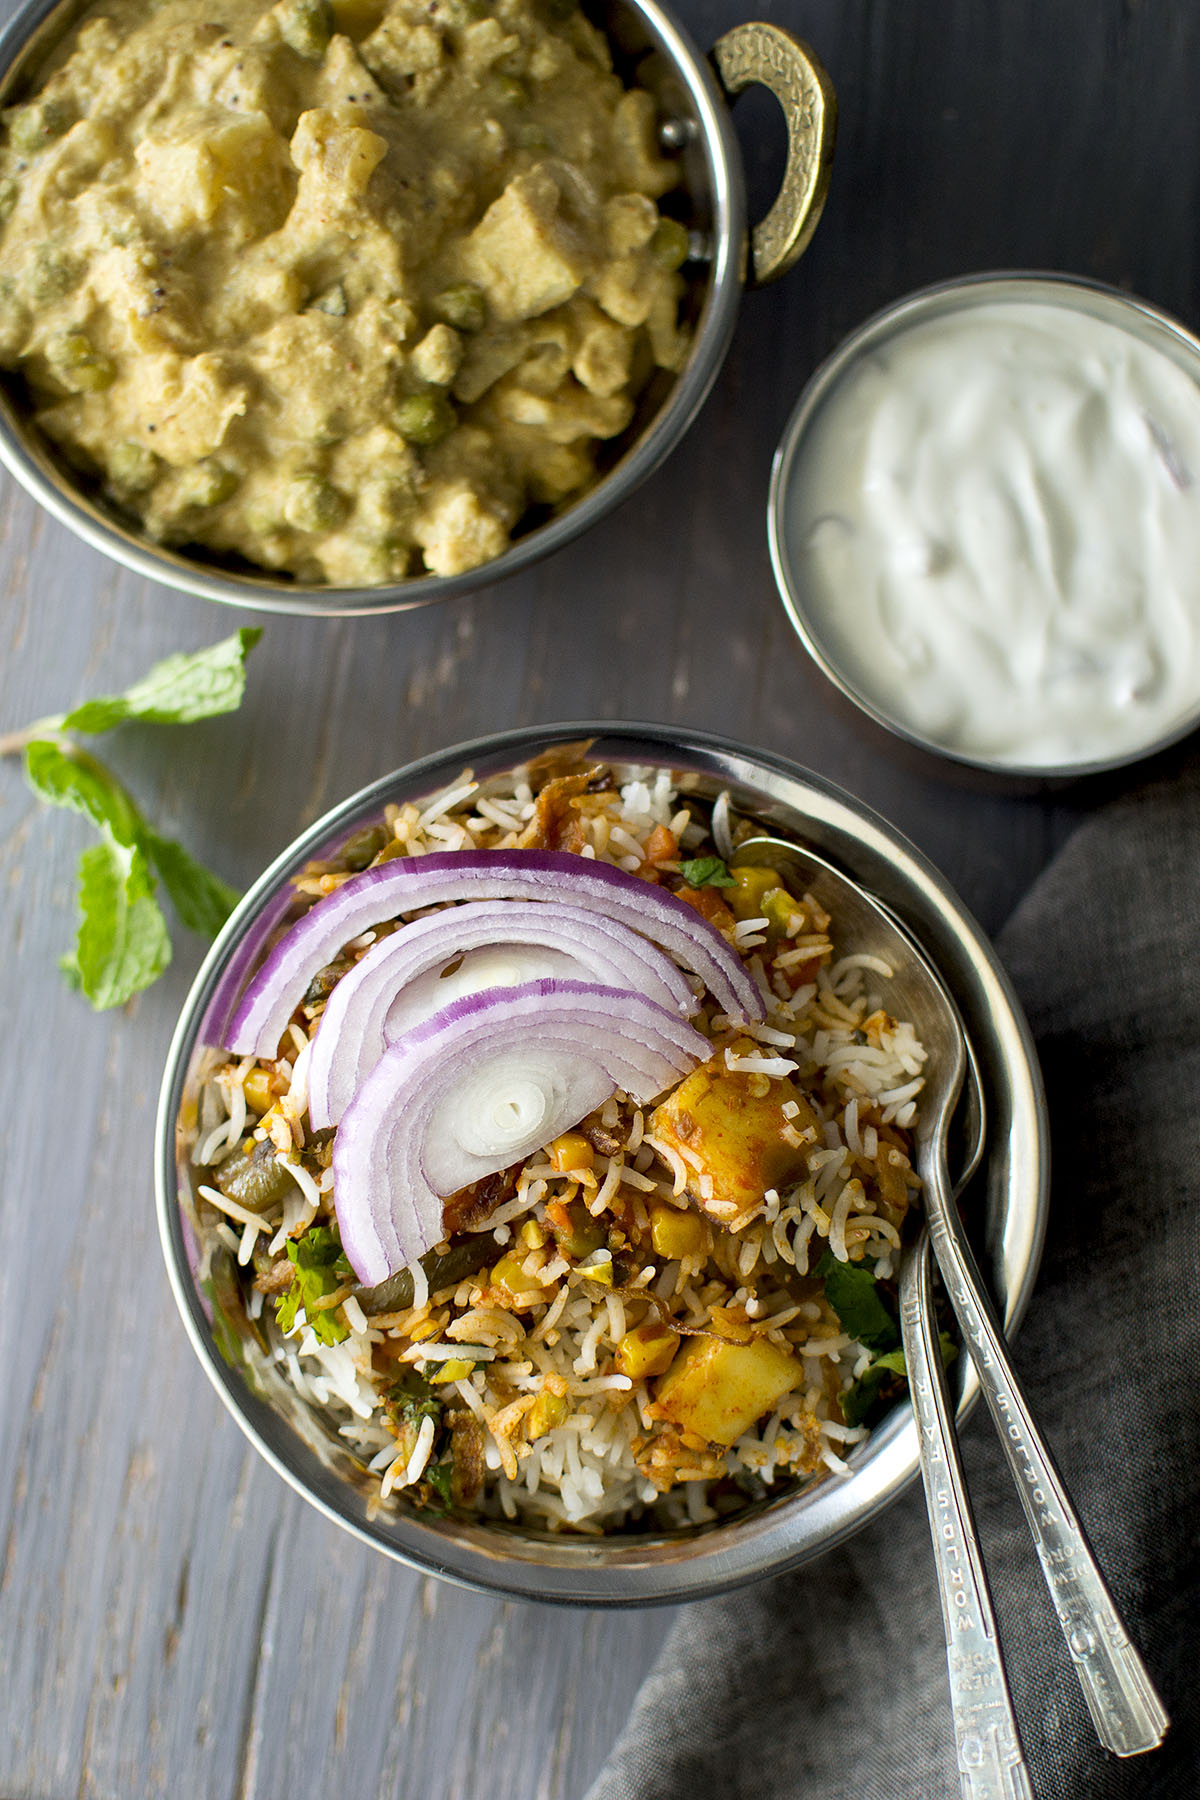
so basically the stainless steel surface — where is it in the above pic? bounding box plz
[925,1125,1173,1755]
[767,271,1200,778]
[732,823,1168,1753]
[900,1235,1036,1800]
[156,723,1050,1605]
[0,0,831,616]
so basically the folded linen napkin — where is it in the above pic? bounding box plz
[585,764,1200,1800]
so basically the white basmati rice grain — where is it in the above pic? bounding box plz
[404,1415,437,1485]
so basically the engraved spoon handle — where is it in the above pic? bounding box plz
[924,1151,1169,1757]
[901,1233,1036,1800]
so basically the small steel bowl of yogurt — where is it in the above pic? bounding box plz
[768,272,1200,776]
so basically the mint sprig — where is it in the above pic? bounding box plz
[4,629,260,1010]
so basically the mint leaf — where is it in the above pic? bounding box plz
[60,627,262,733]
[11,629,256,1006]
[142,828,240,937]
[25,740,141,845]
[72,833,172,1008]
[816,1251,899,1353]
[679,855,736,888]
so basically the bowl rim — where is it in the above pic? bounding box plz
[0,0,748,615]
[767,268,1200,779]
[154,722,1050,1605]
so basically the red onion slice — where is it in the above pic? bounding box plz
[224,848,763,1057]
[332,980,710,1284]
[306,898,699,1128]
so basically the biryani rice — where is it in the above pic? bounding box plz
[188,762,927,1531]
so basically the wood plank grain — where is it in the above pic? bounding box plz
[3,0,1199,1795]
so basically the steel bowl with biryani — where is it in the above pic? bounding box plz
[0,0,834,616]
[155,724,1048,1605]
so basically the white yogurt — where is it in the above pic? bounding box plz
[777,289,1200,768]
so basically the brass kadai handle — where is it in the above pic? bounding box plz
[709,22,836,288]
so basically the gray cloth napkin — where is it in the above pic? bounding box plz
[585,764,1200,1800]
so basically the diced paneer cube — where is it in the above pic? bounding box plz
[411,480,509,575]
[649,1060,818,1227]
[134,111,290,236]
[410,322,463,386]
[490,381,632,445]
[651,1334,801,1446]
[459,169,591,322]
[572,306,633,397]
[360,14,443,81]
[458,17,520,77]
[603,192,659,255]
[290,108,388,208]
[144,351,249,465]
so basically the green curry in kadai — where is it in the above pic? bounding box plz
[0,0,693,582]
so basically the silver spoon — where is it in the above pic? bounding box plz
[734,835,1169,1763]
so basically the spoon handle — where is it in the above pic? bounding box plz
[925,1161,1170,1757]
[901,1234,1036,1800]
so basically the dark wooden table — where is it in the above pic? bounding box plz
[2,2,1196,1794]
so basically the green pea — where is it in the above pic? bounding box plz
[394,390,457,446]
[179,460,239,509]
[49,331,117,392]
[6,96,73,157]
[108,441,160,491]
[73,354,116,392]
[432,282,485,333]
[514,122,552,151]
[47,330,95,370]
[29,248,79,302]
[648,217,690,271]
[278,0,332,59]
[283,474,347,532]
[492,75,528,108]
[0,177,19,223]
[307,281,347,317]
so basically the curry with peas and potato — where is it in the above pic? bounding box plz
[0,0,693,582]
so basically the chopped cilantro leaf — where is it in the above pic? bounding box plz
[678,855,737,888]
[840,1348,907,1427]
[424,1460,453,1507]
[840,1333,959,1428]
[275,1225,353,1346]
[816,1250,899,1353]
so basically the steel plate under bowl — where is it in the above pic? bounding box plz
[155,723,1049,1604]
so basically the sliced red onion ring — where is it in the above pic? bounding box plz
[332,980,710,1284]
[307,898,699,1128]
[224,848,762,1057]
